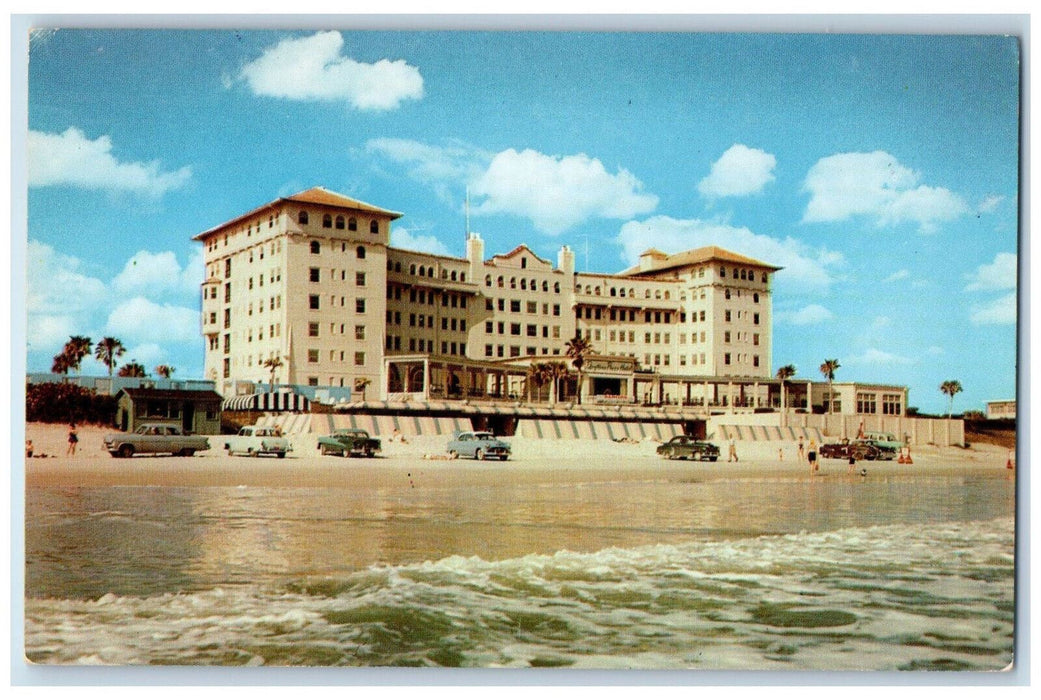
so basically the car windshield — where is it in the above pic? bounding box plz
[475,433,494,440]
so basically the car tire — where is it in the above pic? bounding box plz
[448,450,458,458]
[117,444,134,459]
[247,448,256,458]
[182,449,195,457]
[277,451,286,459]
[692,452,701,461]
[320,444,331,455]
[475,448,485,461]
[708,456,718,462]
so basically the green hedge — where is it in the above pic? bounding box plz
[26,382,118,425]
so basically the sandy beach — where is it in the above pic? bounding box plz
[23,421,1014,489]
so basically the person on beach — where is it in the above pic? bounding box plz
[26,439,33,458]
[807,439,818,473]
[728,438,738,462]
[848,454,856,475]
[66,424,78,456]
[797,437,805,460]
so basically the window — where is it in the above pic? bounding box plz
[882,394,903,415]
[857,393,877,414]
[357,246,366,259]
[753,355,760,367]
[298,211,309,224]
[724,331,731,343]
[309,267,320,282]
[527,324,537,337]
[308,322,319,337]
[511,323,521,336]
[355,352,365,366]
[224,258,231,278]
[511,300,521,313]
[310,240,321,254]
[355,325,366,340]
[308,349,319,363]
[753,313,760,325]
[309,294,320,310]
[322,214,332,228]
[356,272,366,286]
[724,353,731,365]
[753,333,760,346]
[335,215,345,230]
[356,299,366,313]
[725,310,731,322]
[348,217,357,232]
[719,266,726,277]
[370,220,379,234]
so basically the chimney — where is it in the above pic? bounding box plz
[558,245,575,276]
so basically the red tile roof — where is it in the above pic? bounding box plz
[193,187,403,240]
[620,245,782,276]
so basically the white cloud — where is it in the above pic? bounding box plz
[113,250,201,299]
[105,297,200,346]
[367,137,488,184]
[978,194,1005,213]
[802,151,969,232]
[239,31,423,111]
[472,149,659,234]
[778,304,834,325]
[846,348,914,366]
[616,216,841,291]
[970,292,1017,326]
[390,227,451,256]
[27,240,109,316]
[697,144,776,198]
[28,127,191,197]
[883,269,910,283]
[965,252,1017,291]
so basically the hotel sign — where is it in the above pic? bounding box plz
[585,358,637,373]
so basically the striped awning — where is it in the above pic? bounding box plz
[222,392,312,412]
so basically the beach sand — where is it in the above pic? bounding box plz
[22,421,1014,489]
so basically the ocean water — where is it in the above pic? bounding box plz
[24,469,1016,670]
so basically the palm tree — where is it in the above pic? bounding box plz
[62,335,93,373]
[262,355,284,392]
[354,377,372,401]
[819,359,841,414]
[118,361,147,377]
[547,361,569,405]
[776,364,797,424]
[940,380,963,419]
[154,364,176,379]
[51,351,72,375]
[565,334,594,405]
[94,337,126,376]
[526,362,554,403]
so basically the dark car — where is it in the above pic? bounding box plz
[858,439,898,461]
[819,438,880,461]
[318,428,382,457]
[656,435,720,461]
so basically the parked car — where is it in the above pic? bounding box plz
[104,423,210,458]
[224,426,290,458]
[318,428,382,457]
[656,435,720,461]
[858,438,898,460]
[862,431,904,456]
[446,431,511,461]
[819,438,880,461]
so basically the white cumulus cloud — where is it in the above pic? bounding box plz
[846,348,914,366]
[883,269,910,283]
[965,252,1017,291]
[970,292,1017,326]
[802,151,968,233]
[239,31,423,111]
[977,194,1005,213]
[391,227,451,256]
[778,304,834,325]
[105,297,200,346]
[113,250,202,299]
[28,127,191,197]
[697,144,776,198]
[616,216,841,292]
[472,149,659,234]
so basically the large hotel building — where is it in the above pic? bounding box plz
[194,187,905,416]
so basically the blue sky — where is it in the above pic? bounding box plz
[22,28,1020,414]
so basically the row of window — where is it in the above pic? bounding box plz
[308,348,366,365]
[483,321,563,339]
[486,275,562,293]
[308,322,366,340]
[484,344,564,359]
[309,295,366,313]
[485,298,562,316]
[310,267,367,286]
[299,210,381,235]
[398,262,467,281]
[857,393,904,415]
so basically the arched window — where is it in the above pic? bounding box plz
[655,290,661,299]
[485,275,492,286]
[725,289,731,300]
[310,240,321,254]
[554,282,560,293]
[762,272,768,283]
[370,220,379,234]
[322,214,332,228]
[542,281,549,292]
[460,273,466,282]
[356,246,366,259]
[298,211,308,224]
[520,279,527,290]
[664,291,670,300]
[335,215,345,230]
[497,276,504,288]
[510,277,517,289]
[419,266,426,277]
[594,286,601,296]
[629,288,635,298]
[753,292,759,303]
[451,271,457,281]
[395,262,402,273]
[610,287,616,297]
[644,290,651,299]
[410,264,416,275]
[348,217,357,231]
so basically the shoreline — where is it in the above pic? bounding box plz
[23,422,1013,489]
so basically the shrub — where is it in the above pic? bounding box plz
[26,382,118,425]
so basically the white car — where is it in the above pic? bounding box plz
[224,426,290,458]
